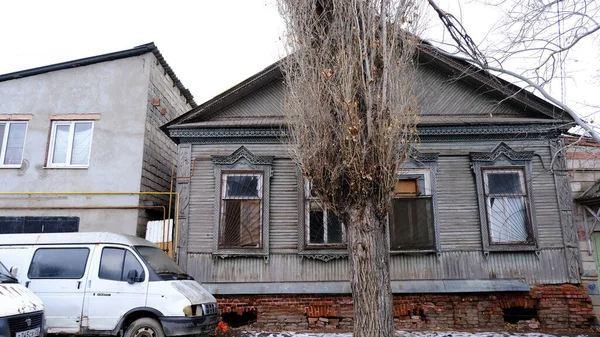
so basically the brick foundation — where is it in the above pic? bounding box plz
[215,284,594,331]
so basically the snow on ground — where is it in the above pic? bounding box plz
[230,331,594,337]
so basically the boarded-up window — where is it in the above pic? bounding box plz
[219,173,263,248]
[483,168,532,244]
[390,174,435,250]
[305,180,345,246]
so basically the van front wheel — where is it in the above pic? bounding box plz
[125,318,165,337]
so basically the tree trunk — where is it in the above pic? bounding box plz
[346,202,394,337]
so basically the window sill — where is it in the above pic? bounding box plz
[43,165,89,169]
[304,244,347,250]
[0,165,22,169]
[213,249,268,259]
[485,243,537,252]
[390,249,437,255]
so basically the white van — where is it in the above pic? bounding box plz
[0,232,219,337]
[0,259,46,337]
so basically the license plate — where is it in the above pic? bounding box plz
[15,327,40,337]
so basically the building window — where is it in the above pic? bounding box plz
[305,180,345,246]
[219,173,263,248]
[47,121,94,167]
[212,147,272,258]
[0,216,79,234]
[390,170,436,251]
[471,142,538,252]
[0,121,27,167]
[483,168,533,244]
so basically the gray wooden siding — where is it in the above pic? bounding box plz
[184,139,571,285]
[414,65,526,117]
[270,159,300,250]
[187,249,569,284]
[209,64,535,124]
[212,81,285,121]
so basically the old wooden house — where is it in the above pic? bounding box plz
[163,45,593,330]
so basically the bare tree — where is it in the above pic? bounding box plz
[278,1,424,336]
[426,0,600,143]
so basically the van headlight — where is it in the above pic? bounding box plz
[183,305,204,317]
[183,305,193,317]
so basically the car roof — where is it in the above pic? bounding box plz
[0,232,158,247]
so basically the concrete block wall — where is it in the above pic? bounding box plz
[137,53,193,237]
[567,142,600,321]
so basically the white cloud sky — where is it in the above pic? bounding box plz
[0,0,597,125]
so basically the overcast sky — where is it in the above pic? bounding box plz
[0,0,597,125]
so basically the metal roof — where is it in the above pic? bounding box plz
[0,42,196,108]
[0,232,157,247]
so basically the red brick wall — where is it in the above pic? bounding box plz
[215,284,594,330]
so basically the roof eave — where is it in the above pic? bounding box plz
[0,42,196,108]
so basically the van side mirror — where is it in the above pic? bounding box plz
[126,269,143,284]
[9,267,18,278]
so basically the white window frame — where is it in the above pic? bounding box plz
[304,179,346,247]
[47,120,94,168]
[0,121,28,168]
[219,172,264,249]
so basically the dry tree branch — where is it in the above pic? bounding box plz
[427,0,600,144]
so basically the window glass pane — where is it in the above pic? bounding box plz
[309,203,325,244]
[487,196,529,243]
[0,124,5,155]
[99,248,124,281]
[122,251,144,281]
[326,211,343,243]
[390,197,435,250]
[226,175,260,198]
[70,122,92,165]
[0,217,79,234]
[4,123,26,165]
[240,200,260,247]
[486,172,522,194]
[52,124,70,164]
[220,199,261,248]
[0,217,24,234]
[28,248,89,279]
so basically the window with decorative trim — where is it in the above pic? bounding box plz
[47,120,94,168]
[212,146,272,258]
[219,172,263,248]
[483,168,533,244]
[0,121,27,167]
[471,142,538,252]
[390,169,436,251]
[389,148,440,253]
[305,180,345,247]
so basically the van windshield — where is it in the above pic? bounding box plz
[135,246,193,281]
[0,261,18,284]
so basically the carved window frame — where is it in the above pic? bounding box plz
[212,146,273,259]
[389,149,441,254]
[297,171,348,262]
[471,142,539,254]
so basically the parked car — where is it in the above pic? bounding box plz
[0,259,46,337]
[0,232,219,337]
